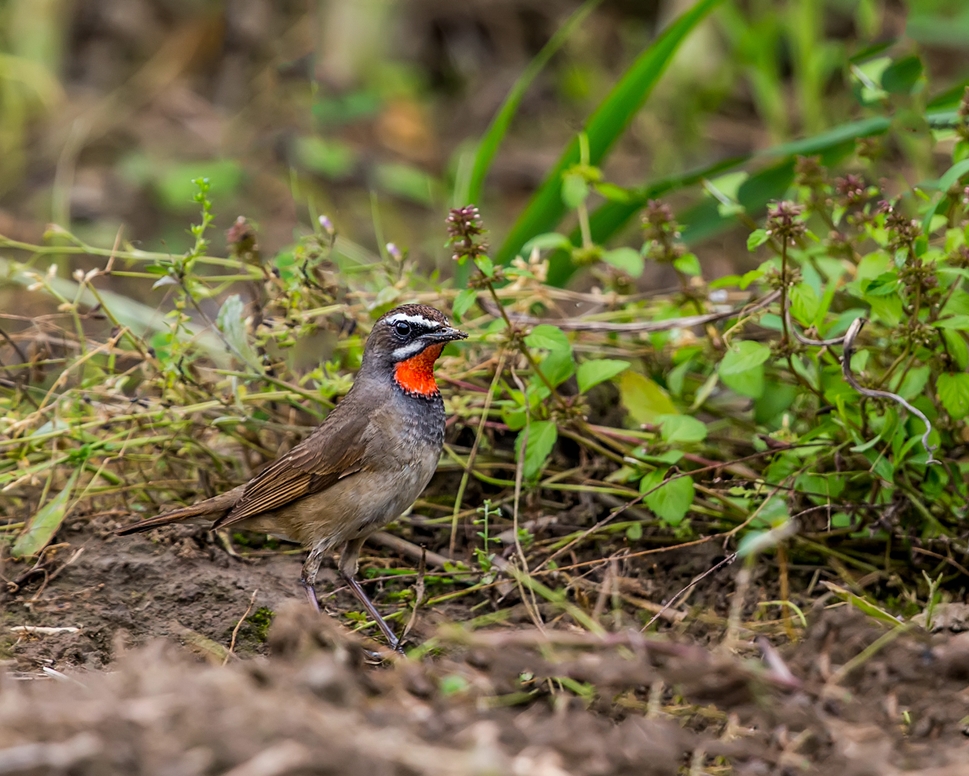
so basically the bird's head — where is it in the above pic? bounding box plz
[362,304,467,396]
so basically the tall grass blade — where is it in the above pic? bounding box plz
[12,469,80,558]
[459,0,603,209]
[494,0,723,268]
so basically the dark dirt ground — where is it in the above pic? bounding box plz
[4,520,969,775]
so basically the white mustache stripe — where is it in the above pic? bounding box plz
[384,312,444,328]
[391,341,429,361]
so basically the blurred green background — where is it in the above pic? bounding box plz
[0,0,968,285]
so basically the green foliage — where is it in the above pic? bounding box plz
[719,340,771,398]
[494,0,723,268]
[12,469,79,558]
[640,470,694,527]
[619,372,677,424]
[576,359,629,394]
[5,0,969,615]
[247,607,275,642]
[459,0,603,208]
[516,420,558,481]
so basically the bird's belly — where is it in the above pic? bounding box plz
[268,452,438,549]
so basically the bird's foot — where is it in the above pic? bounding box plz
[300,578,322,613]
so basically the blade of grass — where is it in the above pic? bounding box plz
[12,468,80,558]
[459,0,604,209]
[494,0,724,268]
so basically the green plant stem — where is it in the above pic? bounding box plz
[450,351,506,558]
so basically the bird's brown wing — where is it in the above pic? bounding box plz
[212,403,373,529]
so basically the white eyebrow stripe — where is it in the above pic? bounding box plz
[385,312,443,328]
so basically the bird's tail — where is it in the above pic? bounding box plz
[117,486,245,535]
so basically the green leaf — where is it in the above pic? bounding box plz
[938,372,969,419]
[594,182,632,202]
[620,371,678,424]
[452,288,477,319]
[719,340,771,398]
[502,405,527,431]
[495,0,724,268]
[516,421,558,480]
[938,158,969,192]
[672,253,701,276]
[561,173,590,208]
[475,254,495,278]
[576,359,630,393]
[439,675,470,696]
[895,365,930,401]
[861,271,900,297]
[790,282,820,326]
[640,470,694,526]
[868,295,903,327]
[216,294,261,369]
[462,0,603,207]
[881,54,923,94]
[537,348,575,388]
[934,315,969,330]
[828,583,904,626]
[795,473,846,504]
[525,324,571,353]
[521,232,573,256]
[658,414,707,444]
[747,229,769,250]
[863,448,895,483]
[736,530,769,558]
[602,247,645,277]
[758,496,791,528]
[942,330,969,370]
[13,470,80,558]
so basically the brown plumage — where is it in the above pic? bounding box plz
[118,304,466,650]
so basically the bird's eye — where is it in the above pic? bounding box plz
[393,321,411,337]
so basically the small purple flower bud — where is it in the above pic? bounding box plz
[386,242,403,262]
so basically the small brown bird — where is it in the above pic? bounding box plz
[119,304,467,650]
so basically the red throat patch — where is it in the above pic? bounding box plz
[394,344,444,396]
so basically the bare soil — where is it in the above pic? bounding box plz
[3,520,969,775]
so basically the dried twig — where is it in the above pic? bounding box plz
[10,625,80,635]
[756,636,801,688]
[841,317,938,463]
[224,589,259,665]
[370,531,450,569]
[783,305,846,347]
[435,625,801,691]
[642,553,738,632]
[402,548,426,642]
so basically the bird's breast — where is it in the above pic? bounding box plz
[270,389,446,549]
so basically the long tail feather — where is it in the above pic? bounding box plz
[117,486,245,535]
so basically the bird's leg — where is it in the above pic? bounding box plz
[300,544,325,613]
[339,537,401,652]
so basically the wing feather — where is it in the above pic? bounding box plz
[213,401,373,529]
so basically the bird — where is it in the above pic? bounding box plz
[118,304,467,651]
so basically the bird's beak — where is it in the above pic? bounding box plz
[426,326,468,344]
